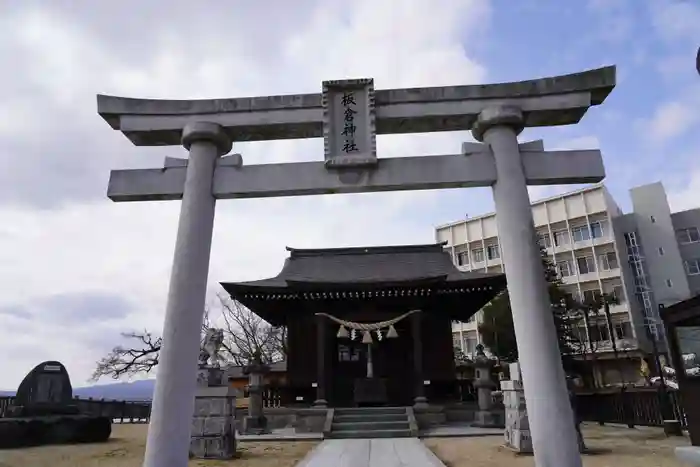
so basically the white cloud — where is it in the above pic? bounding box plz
[0,0,492,389]
[639,83,700,146]
[649,0,700,43]
[668,165,700,212]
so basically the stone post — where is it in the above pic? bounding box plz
[473,107,582,467]
[143,122,232,467]
[242,354,271,434]
[473,344,499,427]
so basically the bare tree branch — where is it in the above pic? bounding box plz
[91,331,162,381]
[92,292,287,381]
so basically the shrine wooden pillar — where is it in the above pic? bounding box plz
[314,313,328,407]
[411,310,428,408]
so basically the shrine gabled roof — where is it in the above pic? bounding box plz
[220,242,503,291]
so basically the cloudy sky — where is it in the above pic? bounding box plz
[0,0,699,390]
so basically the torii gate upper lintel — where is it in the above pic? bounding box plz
[100,66,616,467]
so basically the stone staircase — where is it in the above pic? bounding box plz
[327,406,416,439]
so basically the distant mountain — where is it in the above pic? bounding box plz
[0,379,155,401]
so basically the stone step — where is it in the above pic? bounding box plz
[328,428,413,439]
[331,420,410,432]
[333,413,407,423]
[333,406,407,416]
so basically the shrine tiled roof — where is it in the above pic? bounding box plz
[221,243,503,290]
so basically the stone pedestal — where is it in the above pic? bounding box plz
[190,386,237,460]
[197,366,223,387]
[502,362,533,453]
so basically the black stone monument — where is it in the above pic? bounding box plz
[0,361,112,449]
[9,361,79,417]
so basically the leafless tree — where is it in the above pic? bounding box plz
[212,293,287,366]
[91,292,287,381]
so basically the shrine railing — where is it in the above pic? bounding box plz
[0,395,151,423]
[262,386,283,408]
[575,387,687,428]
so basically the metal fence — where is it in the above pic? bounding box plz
[4,386,685,427]
[576,387,687,428]
[0,396,151,423]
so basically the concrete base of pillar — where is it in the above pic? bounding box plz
[313,399,327,408]
[663,419,683,437]
[413,396,429,410]
[242,415,269,435]
[676,446,700,466]
[474,409,504,428]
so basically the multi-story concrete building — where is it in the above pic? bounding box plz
[436,181,700,386]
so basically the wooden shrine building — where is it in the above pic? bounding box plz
[221,243,506,408]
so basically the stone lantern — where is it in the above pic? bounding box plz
[473,344,500,427]
[242,351,271,435]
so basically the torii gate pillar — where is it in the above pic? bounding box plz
[143,122,231,467]
[474,106,581,465]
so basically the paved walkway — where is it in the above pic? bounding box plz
[295,438,446,467]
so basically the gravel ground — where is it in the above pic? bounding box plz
[424,423,691,467]
[0,424,319,467]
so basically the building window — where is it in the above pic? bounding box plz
[659,247,664,256]
[486,245,500,260]
[612,285,625,304]
[685,259,700,276]
[452,332,461,350]
[614,322,632,339]
[463,336,477,355]
[538,233,552,248]
[571,225,591,243]
[472,248,484,263]
[590,222,604,239]
[666,279,673,288]
[582,289,602,305]
[553,230,570,247]
[557,261,573,277]
[650,216,656,223]
[676,227,700,244]
[456,251,469,266]
[589,323,610,342]
[576,256,596,275]
[598,252,619,271]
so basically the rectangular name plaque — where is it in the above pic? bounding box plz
[322,78,377,168]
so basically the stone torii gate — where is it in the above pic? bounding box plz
[98,67,615,467]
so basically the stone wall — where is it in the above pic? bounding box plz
[413,402,481,429]
[233,407,327,433]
